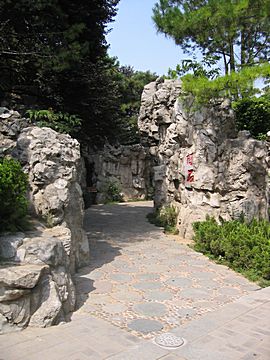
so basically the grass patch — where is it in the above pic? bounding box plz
[192,216,270,287]
[147,205,179,235]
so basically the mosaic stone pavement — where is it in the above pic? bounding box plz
[74,201,260,340]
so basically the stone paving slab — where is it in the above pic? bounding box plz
[2,287,269,360]
[74,202,261,340]
[103,287,270,360]
[1,202,269,360]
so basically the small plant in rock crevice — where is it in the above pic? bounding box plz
[147,205,179,235]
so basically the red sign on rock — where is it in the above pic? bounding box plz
[185,154,194,186]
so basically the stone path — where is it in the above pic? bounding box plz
[77,202,259,339]
[1,201,269,360]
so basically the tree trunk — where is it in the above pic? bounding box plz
[229,41,236,73]
[223,52,229,75]
[240,30,246,66]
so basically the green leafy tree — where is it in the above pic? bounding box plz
[0,0,120,144]
[168,55,221,79]
[153,0,270,75]
[26,109,82,136]
[181,62,270,104]
[115,65,157,144]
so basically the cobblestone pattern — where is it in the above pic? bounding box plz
[75,202,259,339]
[0,202,269,360]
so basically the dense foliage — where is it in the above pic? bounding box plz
[234,95,270,139]
[26,109,82,136]
[0,158,28,232]
[0,0,122,144]
[102,179,123,203]
[115,65,157,144]
[193,217,270,286]
[0,1,156,145]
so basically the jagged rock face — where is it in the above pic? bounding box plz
[14,126,89,271]
[21,229,76,328]
[0,107,30,156]
[138,79,269,238]
[83,143,152,203]
[0,110,90,332]
[1,111,89,268]
[0,226,76,333]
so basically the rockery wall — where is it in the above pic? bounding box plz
[138,79,269,238]
[82,143,152,203]
[0,108,90,333]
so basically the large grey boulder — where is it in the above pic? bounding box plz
[0,108,29,156]
[14,126,89,271]
[0,227,77,333]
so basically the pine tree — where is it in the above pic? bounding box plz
[153,0,270,75]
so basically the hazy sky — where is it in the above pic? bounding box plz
[106,0,185,75]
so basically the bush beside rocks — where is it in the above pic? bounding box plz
[193,217,270,287]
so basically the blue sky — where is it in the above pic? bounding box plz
[106,0,185,75]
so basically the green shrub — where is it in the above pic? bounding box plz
[0,157,28,232]
[103,180,124,203]
[147,205,179,235]
[26,109,81,136]
[193,216,270,286]
[233,96,270,139]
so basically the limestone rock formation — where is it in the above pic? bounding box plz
[14,126,89,271]
[0,107,29,157]
[138,79,269,238]
[0,227,76,333]
[0,110,89,332]
[83,143,152,203]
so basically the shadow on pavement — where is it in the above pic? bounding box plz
[74,202,155,310]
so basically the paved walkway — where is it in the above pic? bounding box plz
[1,201,269,359]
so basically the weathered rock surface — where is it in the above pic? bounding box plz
[14,126,89,271]
[138,79,269,237]
[0,264,46,289]
[0,110,89,332]
[83,143,152,203]
[0,107,30,157]
[0,114,90,271]
[0,226,77,333]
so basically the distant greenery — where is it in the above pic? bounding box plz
[147,206,179,235]
[26,109,82,136]
[193,216,270,287]
[234,96,270,139]
[115,65,157,145]
[0,0,121,145]
[168,55,221,80]
[0,158,28,232]
[103,179,124,203]
[0,0,157,146]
